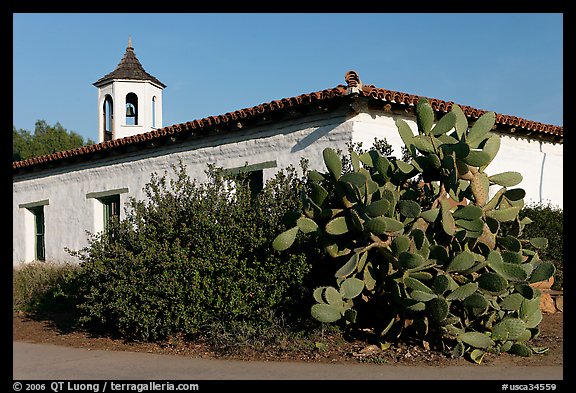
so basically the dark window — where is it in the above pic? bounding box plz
[234,170,263,198]
[104,95,114,140]
[152,96,157,128]
[126,93,138,125]
[246,170,263,197]
[29,206,45,261]
[223,161,276,199]
[101,195,120,232]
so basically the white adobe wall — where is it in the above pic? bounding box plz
[12,111,353,265]
[539,141,563,208]
[350,109,413,158]
[488,135,562,208]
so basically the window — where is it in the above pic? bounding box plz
[86,188,128,234]
[223,160,276,198]
[152,96,157,128]
[238,170,264,198]
[19,200,49,262]
[101,194,120,232]
[31,206,45,261]
[103,95,114,141]
[126,92,138,125]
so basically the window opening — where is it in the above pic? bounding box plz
[101,194,120,232]
[29,206,45,261]
[235,170,264,198]
[152,96,157,128]
[126,93,138,125]
[222,160,276,198]
[103,95,114,141]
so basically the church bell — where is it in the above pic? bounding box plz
[126,104,136,117]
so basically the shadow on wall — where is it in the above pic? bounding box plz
[291,124,338,153]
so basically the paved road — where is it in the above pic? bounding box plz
[13,341,563,381]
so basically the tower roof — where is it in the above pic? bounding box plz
[93,38,166,88]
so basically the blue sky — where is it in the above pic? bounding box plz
[13,13,563,143]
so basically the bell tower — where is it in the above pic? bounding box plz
[93,37,166,142]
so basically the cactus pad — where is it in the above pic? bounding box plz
[296,217,319,234]
[311,303,342,323]
[528,261,556,283]
[416,97,435,135]
[459,331,495,349]
[325,216,350,235]
[452,205,483,220]
[446,251,476,273]
[489,171,523,187]
[477,272,508,295]
[486,206,521,222]
[463,292,489,309]
[440,199,456,236]
[467,111,496,148]
[446,282,479,301]
[431,111,456,136]
[335,252,360,279]
[399,252,427,269]
[428,297,449,322]
[323,148,342,180]
[340,277,364,299]
[507,343,533,357]
[491,318,528,341]
[272,226,299,251]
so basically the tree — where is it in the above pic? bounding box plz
[13,120,96,161]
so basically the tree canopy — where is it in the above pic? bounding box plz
[13,120,96,161]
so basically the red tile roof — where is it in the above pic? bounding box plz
[13,70,563,172]
[346,70,563,139]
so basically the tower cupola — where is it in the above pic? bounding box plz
[93,38,166,142]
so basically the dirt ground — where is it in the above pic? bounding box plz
[12,310,563,367]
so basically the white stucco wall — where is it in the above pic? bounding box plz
[13,111,353,265]
[350,110,414,158]
[486,135,563,208]
[540,142,563,208]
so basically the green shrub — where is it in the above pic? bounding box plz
[519,202,563,290]
[13,261,78,313]
[67,161,324,341]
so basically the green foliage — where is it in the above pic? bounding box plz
[67,161,322,341]
[13,120,95,161]
[13,262,79,313]
[517,202,563,290]
[273,100,554,361]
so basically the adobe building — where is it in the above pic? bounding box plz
[12,40,563,265]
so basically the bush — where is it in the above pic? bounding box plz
[519,202,563,290]
[67,161,324,341]
[13,261,78,313]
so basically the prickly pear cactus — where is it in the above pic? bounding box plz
[273,98,555,362]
